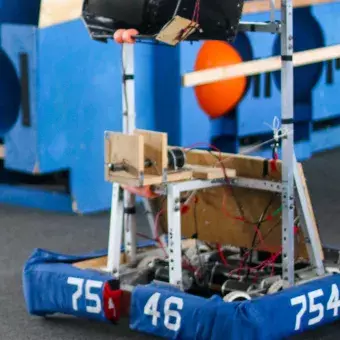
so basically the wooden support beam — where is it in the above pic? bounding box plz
[183,45,340,88]
[243,0,335,14]
[39,0,83,28]
[37,0,334,29]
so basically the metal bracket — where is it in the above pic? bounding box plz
[238,21,281,34]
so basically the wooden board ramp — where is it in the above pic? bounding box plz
[243,0,335,14]
[183,45,340,88]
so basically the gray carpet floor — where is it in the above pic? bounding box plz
[1,148,340,339]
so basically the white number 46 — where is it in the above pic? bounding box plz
[291,284,340,331]
[144,293,184,332]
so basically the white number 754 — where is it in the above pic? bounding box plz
[291,284,340,331]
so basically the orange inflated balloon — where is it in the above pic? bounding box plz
[194,41,246,119]
[114,29,125,43]
[123,29,139,44]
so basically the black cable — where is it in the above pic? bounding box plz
[245,193,277,279]
[121,47,129,118]
[255,219,282,249]
[218,154,248,221]
[191,197,212,287]
[193,198,204,271]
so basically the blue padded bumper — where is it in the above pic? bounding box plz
[23,248,114,321]
[131,275,340,340]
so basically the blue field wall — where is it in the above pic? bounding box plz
[1,21,123,212]
[311,2,340,153]
[0,0,40,25]
[0,0,40,136]
[0,15,158,213]
[135,43,160,131]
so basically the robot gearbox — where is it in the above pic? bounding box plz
[82,0,244,43]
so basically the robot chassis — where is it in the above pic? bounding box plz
[99,9,338,304]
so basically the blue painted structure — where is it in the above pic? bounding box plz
[0,0,40,137]
[311,2,340,122]
[310,2,340,153]
[0,0,40,25]
[0,16,158,213]
[0,21,124,213]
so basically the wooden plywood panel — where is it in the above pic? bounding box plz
[105,170,193,187]
[73,256,121,270]
[156,16,199,46]
[190,165,237,180]
[297,163,324,258]
[135,129,167,176]
[185,149,282,180]
[159,150,320,259]
[105,132,144,180]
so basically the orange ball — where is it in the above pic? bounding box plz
[194,41,246,119]
[122,29,139,44]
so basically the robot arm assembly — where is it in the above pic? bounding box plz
[82,0,244,43]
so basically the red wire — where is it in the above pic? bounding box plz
[136,232,155,242]
[185,141,273,258]
[192,0,201,23]
[252,224,267,250]
[184,142,223,161]
[154,209,167,257]
[178,0,201,41]
[185,142,251,225]
[183,141,286,277]
[221,192,246,222]
[217,243,228,266]
[270,151,279,173]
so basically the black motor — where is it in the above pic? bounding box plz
[82,0,244,43]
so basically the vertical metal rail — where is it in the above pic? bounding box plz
[280,0,295,286]
[106,44,137,274]
[167,184,183,289]
[107,182,124,275]
[122,44,137,263]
